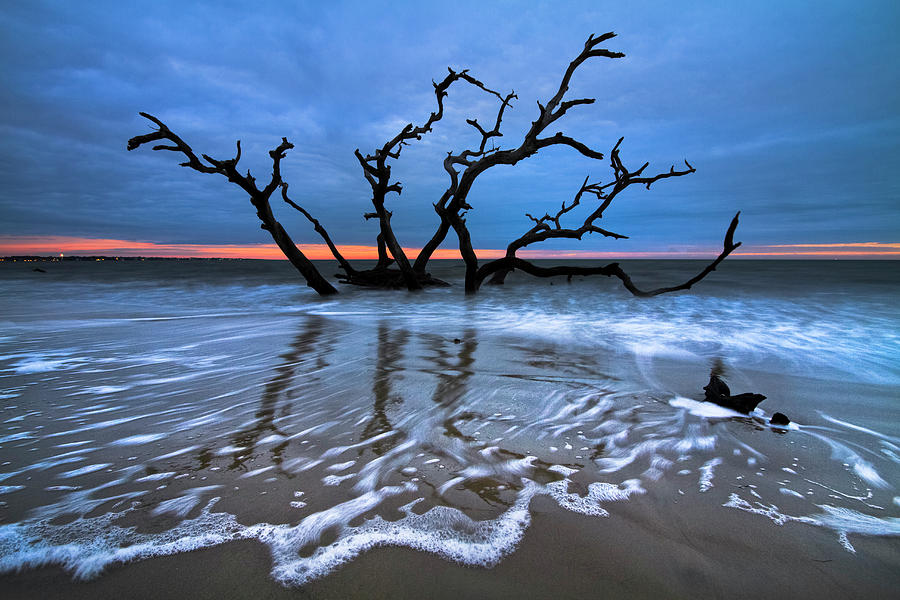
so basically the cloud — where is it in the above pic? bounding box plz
[0,1,898,252]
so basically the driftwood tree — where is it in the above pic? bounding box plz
[128,32,741,297]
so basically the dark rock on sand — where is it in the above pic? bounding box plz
[769,412,791,426]
[32,267,47,273]
[703,374,766,414]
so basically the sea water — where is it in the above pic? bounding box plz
[0,259,897,585]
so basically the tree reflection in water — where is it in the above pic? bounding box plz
[223,316,332,474]
[185,317,564,511]
[360,322,409,456]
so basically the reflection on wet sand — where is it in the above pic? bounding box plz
[360,322,408,456]
[417,328,566,508]
[226,317,331,473]
[422,330,477,408]
[171,316,337,477]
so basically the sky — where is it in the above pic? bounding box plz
[1,0,898,259]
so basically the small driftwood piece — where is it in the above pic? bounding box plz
[702,374,766,414]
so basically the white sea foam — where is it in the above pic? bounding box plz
[153,446,200,461]
[670,396,744,419]
[83,386,131,395]
[698,458,722,492]
[151,486,223,518]
[547,478,645,516]
[65,405,122,417]
[320,430,397,458]
[0,471,657,586]
[322,473,355,486]
[258,434,287,445]
[240,466,275,479]
[268,487,534,586]
[135,472,175,483]
[0,431,35,443]
[548,464,578,477]
[852,462,888,489]
[724,493,900,553]
[57,464,112,479]
[12,357,83,374]
[779,487,805,499]
[110,433,167,446]
[0,499,242,580]
[45,415,150,437]
[3,411,40,424]
[54,440,93,448]
[326,460,357,472]
[819,413,900,444]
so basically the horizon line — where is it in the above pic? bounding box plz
[1,236,898,260]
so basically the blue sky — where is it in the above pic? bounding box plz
[1,0,898,257]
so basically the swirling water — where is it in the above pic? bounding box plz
[0,259,897,586]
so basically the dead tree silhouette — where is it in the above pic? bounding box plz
[128,32,740,296]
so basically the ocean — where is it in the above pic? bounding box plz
[0,259,897,597]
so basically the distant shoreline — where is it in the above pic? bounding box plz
[0,256,244,262]
[2,255,897,262]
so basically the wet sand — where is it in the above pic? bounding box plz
[2,490,898,600]
[1,350,898,598]
[2,352,898,598]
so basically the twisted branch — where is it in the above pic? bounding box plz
[280,183,356,276]
[127,113,338,296]
[477,212,742,296]
[411,33,626,290]
[478,137,705,289]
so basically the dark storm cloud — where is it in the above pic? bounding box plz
[1,0,898,252]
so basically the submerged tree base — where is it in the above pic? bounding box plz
[336,268,450,289]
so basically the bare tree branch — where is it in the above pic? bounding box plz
[127,113,338,296]
[355,68,513,287]
[477,213,742,297]
[412,33,626,291]
[609,212,742,297]
[479,137,699,287]
[280,183,356,276]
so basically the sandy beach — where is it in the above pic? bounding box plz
[1,260,897,598]
[2,490,898,599]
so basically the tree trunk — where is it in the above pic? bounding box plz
[253,196,338,296]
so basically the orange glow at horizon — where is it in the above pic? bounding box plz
[764,242,900,249]
[734,241,900,257]
[0,235,898,260]
[733,251,900,257]
[0,236,492,260]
